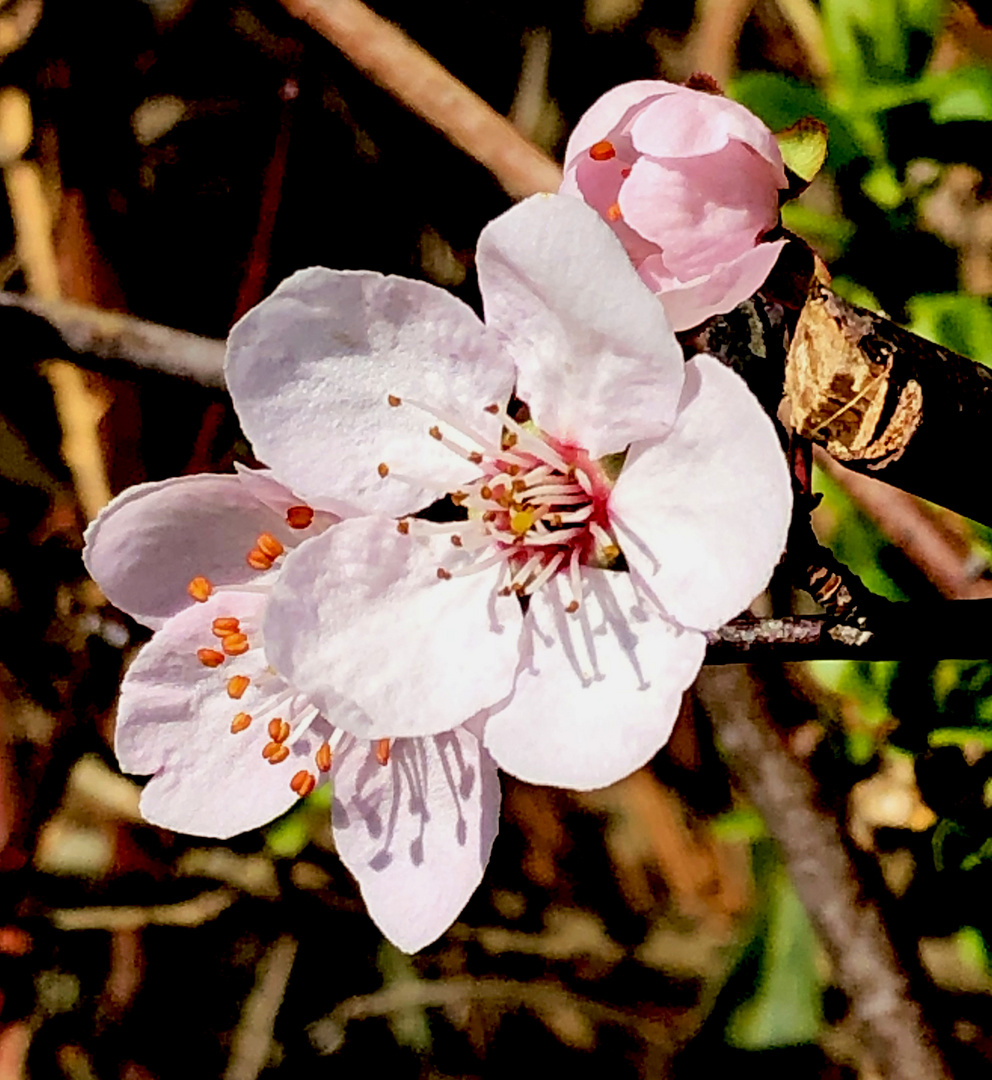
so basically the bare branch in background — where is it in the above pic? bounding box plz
[0,292,226,386]
[277,0,563,199]
[697,665,951,1080]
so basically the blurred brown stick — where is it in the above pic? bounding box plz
[698,666,950,1080]
[0,292,226,385]
[277,0,563,198]
[224,936,297,1080]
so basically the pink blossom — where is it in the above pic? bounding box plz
[225,194,792,792]
[84,469,499,953]
[560,80,790,331]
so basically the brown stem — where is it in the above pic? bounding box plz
[697,665,950,1080]
[277,0,562,199]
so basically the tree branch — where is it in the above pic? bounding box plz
[277,0,562,199]
[697,665,950,1080]
[0,291,226,386]
[786,278,992,528]
[706,600,992,662]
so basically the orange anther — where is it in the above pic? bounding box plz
[377,462,389,478]
[211,616,240,637]
[315,742,333,772]
[286,505,314,529]
[387,394,402,407]
[607,202,622,222]
[484,403,500,414]
[468,451,483,464]
[256,532,284,559]
[197,648,225,668]
[0,927,32,956]
[230,712,252,734]
[374,738,391,766]
[429,425,442,441]
[247,548,274,571]
[290,769,316,797]
[396,520,410,535]
[566,600,580,614]
[450,535,463,547]
[187,576,213,602]
[222,632,249,656]
[227,675,250,699]
[436,568,452,580]
[589,139,616,161]
[263,742,290,763]
[268,717,291,743]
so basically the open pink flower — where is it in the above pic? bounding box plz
[560,80,789,331]
[84,469,499,952]
[225,194,792,792]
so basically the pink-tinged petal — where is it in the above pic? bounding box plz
[332,728,500,952]
[477,195,684,457]
[83,474,300,629]
[562,80,673,170]
[115,592,323,838]
[263,517,523,738]
[639,240,788,331]
[226,268,515,519]
[610,355,791,631]
[564,151,662,266]
[484,570,705,790]
[630,89,787,181]
[620,145,780,270]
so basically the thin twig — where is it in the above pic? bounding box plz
[0,291,226,386]
[308,975,683,1055]
[277,0,562,199]
[224,935,298,1080]
[697,666,950,1080]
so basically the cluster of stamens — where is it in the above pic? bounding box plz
[182,501,392,797]
[381,395,621,611]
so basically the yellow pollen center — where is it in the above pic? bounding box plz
[510,508,535,535]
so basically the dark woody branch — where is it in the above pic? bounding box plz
[785,278,992,529]
[705,600,992,662]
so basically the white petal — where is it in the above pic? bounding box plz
[477,195,684,457]
[484,570,705,790]
[332,728,500,952]
[116,592,322,838]
[610,355,791,631]
[263,517,523,738]
[83,473,301,629]
[225,268,516,518]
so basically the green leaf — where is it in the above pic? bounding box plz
[729,72,863,169]
[781,204,855,261]
[907,293,992,367]
[821,0,944,87]
[726,867,823,1048]
[926,66,992,123]
[776,116,829,186]
[861,162,904,209]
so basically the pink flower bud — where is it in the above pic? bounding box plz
[560,79,789,331]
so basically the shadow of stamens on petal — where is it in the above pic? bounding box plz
[370,850,392,871]
[590,573,650,691]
